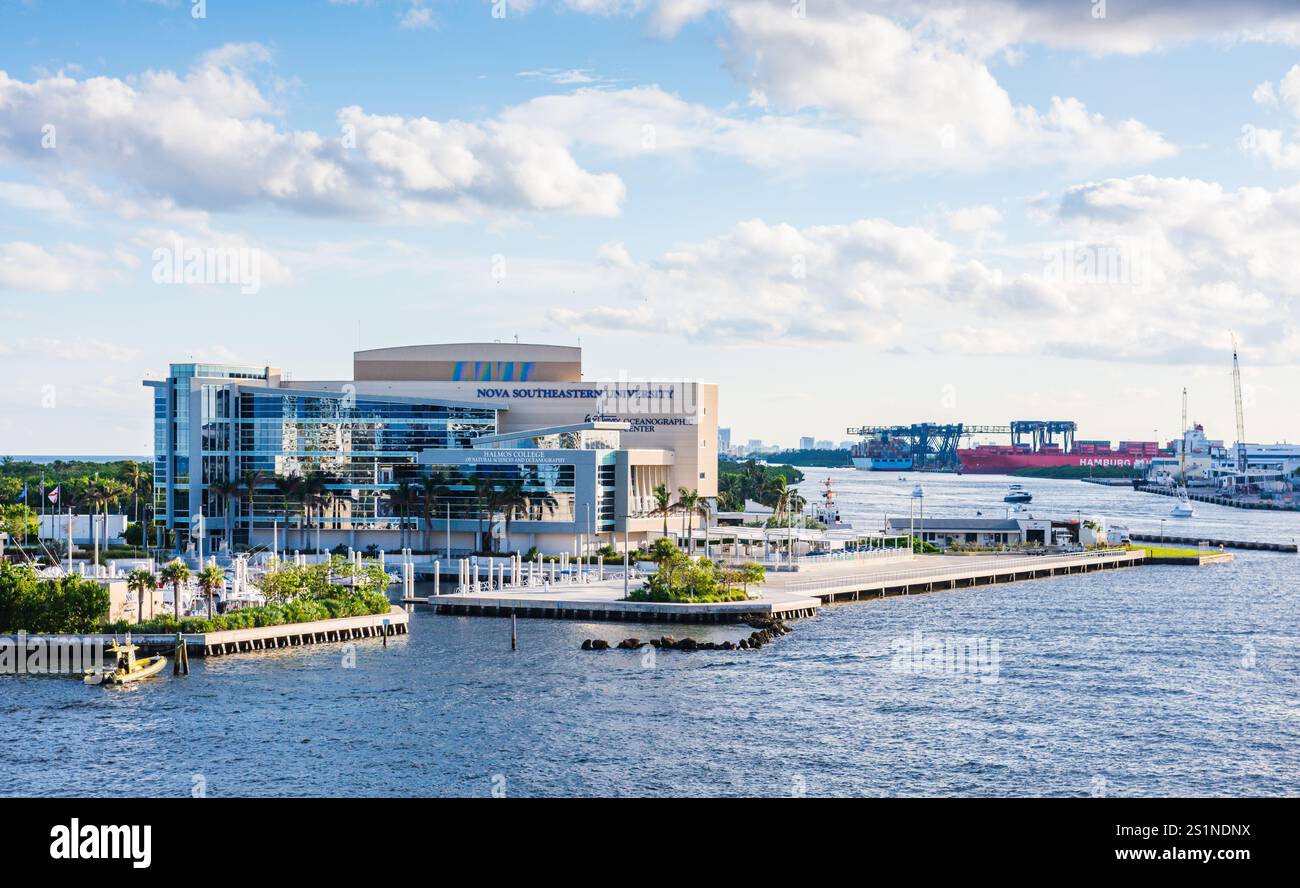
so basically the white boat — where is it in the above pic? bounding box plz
[1170,495,1196,518]
[1003,483,1032,504]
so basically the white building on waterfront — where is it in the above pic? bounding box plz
[144,342,718,556]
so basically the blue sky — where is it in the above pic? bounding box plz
[2,0,1300,454]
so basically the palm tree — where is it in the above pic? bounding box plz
[196,563,225,618]
[766,475,792,525]
[471,474,498,552]
[73,480,108,567]
[102,479,131,553]
[652,483,674,538]
[787,488,807,522]
[239,470,270,551]
[495,480,529,552]
[383,482,420,550]
[524,485,559,522]
[674,488,707,551]
[208,477,240,554]
[121,461,147,550]
[419,471,451,552]
[126,568,157,623]
[273,474,305,553]
[160,558,190,620]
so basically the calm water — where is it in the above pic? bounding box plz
[2,470,1297,797]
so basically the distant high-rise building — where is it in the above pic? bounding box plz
[799,436,815,450]
[816,440,834,450]
[718,427,732,454]
[747,439,763,453]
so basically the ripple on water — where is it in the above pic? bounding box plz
[4,473,1299,796]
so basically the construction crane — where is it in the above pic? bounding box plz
[1231,332,1247,472]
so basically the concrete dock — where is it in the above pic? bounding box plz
[1,607,409,668]
[431,582,820,623]
[1129,532,1296,553]
[778,549,1146,604]
[424,549,1159,623]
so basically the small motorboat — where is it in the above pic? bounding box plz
[85,638,167,686]
[1003,483,1033,504]
[1170,495,1196,518]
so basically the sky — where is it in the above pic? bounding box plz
[1,0,1299,454]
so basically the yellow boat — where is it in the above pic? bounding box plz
[84,637,168,686]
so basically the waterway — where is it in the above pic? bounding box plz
[1,471,1296,797]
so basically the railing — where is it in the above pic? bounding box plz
[794,547,912,565]
[782,548,1137,596]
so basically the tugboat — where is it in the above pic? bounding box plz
[84,636,168,686]
[1003,483,1033,504]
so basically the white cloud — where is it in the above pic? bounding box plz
[399,2,435,29]
[553,175,1300,366]
[0,44,625,222]
[1243,64,1300,169]
[943,204,1003,234]
[0,181,75,218]
[552,217,985,344]
[0,337,139,362]
[631,0,1300,54]
[0,241,125,292]
[711,5,1175,171]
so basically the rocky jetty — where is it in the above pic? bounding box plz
[581,620,792,653]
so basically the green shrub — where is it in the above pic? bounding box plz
[0,563,111,633]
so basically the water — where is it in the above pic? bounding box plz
[2,470,1297,797]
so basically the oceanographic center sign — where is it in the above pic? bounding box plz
[474,384,699,430]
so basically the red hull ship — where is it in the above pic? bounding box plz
[958,436,1162,474]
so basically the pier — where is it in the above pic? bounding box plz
[781,549,1146,604]
[1129,533,1296,553]
[420,549,1172,624]
[1133,481,1300,512]
[431,585,819,623]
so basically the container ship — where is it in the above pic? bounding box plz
[956,438,1162,474]
[850,437,914,471]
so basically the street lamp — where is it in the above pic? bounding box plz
[911,483,924,557]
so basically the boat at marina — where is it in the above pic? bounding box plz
[84,638,167,686]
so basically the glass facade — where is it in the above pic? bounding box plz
[152,364,279,535]
[150,364,638,549]
[234,390,498,536]
[420,463,577,523]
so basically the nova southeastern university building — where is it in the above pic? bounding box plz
[144,343,719,556]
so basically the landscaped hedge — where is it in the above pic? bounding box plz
[104,589,391,635]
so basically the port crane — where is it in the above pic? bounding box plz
[845,423,1013,470]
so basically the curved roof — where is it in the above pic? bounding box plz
[354,342,581,382]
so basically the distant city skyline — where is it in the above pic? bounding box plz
[3,1,1300,453]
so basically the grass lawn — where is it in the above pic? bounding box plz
[1129,545,1203,559]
